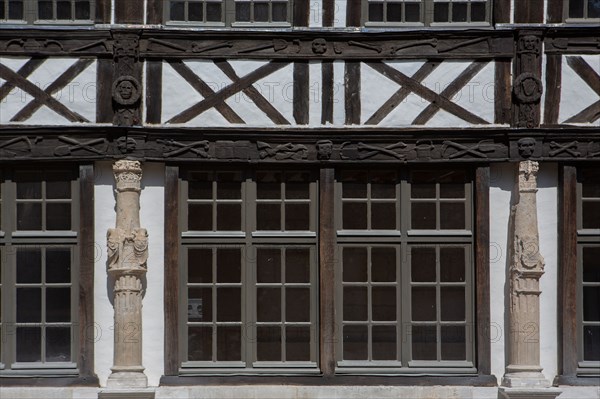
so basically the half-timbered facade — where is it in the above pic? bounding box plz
[0,0,599,398]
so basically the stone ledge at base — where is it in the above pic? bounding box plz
[498,387,562,399]
[98,389,156,399]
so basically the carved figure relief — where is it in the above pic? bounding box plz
[312,39,328,54]
[517,137,536,158]
[513,73,543,104]
[442,140,496,159]
[549,141,581,157]
[0,136,34,157]
[113,76,141,106]
[257,142,308,160]
[316,140,333,160]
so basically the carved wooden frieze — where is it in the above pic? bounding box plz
[545,35,600,54]
[0,34,112,56]
[513,32,544,128]
[112,32,142,127]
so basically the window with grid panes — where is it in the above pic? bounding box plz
[566,0,600,20]
[577,167,600,370]
[363,0,489,25]
[180,169,318,372]
[0,0,93,23]
[166,0,291,25]
[336,169,475,371]
[0,169,79,373]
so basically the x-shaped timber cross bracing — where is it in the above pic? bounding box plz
[166,60,290,124]
[0,57,93,123]
[564,56,600,124]
[365,60,490,126]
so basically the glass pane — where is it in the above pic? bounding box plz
[285,248,310,283]
[441,325,465,360]
[372,287,396,321]
[411,183,436,198]
[188,248,212,283]
[189,181,212,199]
[217,248,240,283]
[257,171,281,199]
[286,172,310,199]
[583,247,600,282]
[343,247,367,282]
[342,171,367,198]
[412,287,436,321]
[188,287,212,321]
[257,203,280,230]
[257,248,281,283]
[206,2,221,21]
[583,325,600,361]
[434,2,449,22]
[46,179,71,199]
[217,174,241,199]
[581,169,600,197]
[188,203,212,231]
[440,202,465,229]
[9,0,24,19]
[343,202,367,229]
[46,248,71,284]
[170,1,185,20]
[372,325,396,360]
[440,183,464,199]
[387,2,402,22]
[582,201,600,229]
[371,171,396,198]
[412,325,437,360]
[286,326,310,361]
[57,0,71,19]
[368,3,383,21]
[441,287,465,321]
[583,287,600,321]
[286,287,310,322]
[405,2,420,21]
[17,287,41,322]
[74,0,90,19]
[46,327,71,362]
[189,1,203,21]
[188,326,212,361]
[440,247,465,282]
[371,247,396,282]
[217,288,241,321]
[47,287,71,322]
[235,2,251,22]
[216,326,241,361]
[0,2,5,19]
[257,326,281,361]
[272,2,286,21]
[257,288,281,322]
[411,202,436,229]
[411,247,436,282]
[254,2,268,21]
[216,204,241,231]
[343,286,368,321]
[471,2,486,21]
[17,248,42,283]
[285,203,309,230]
[46,203,71,230]
[343,325,368,360]
[569,0,584,18]
[17,203,42,230]
[372,202,396,230]
[452,2,467,22]
[16,327,41,362]
[589,0,600,18]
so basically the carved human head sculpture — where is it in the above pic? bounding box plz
[316,140,333,160]
[518,137,536,158]
[118,80,134,100]
[312,39,327,54]
[521,35,539,52]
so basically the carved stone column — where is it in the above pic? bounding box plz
[499,161,560,399]
[106,160,149,389]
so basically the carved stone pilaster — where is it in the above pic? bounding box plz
[112,33,141,127]
[499,161,561,399]
[106,160,148,389]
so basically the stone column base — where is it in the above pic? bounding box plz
[98,388,156,399]
[502,372,552,389]
[498,387,562,399]
[106,371,148,388]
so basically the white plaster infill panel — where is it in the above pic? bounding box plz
[0,56,97,125]
[559,55,600,125]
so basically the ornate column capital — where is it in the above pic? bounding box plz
[518,160,539,193]
[113,160,142,192]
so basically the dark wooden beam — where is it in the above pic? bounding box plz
[514,0,544,23]
[346,0,361,27]
[544,55,562,125]
[495,60,512,125]
[294,61,309,125]
[115,0,144,24]
[559,165,577,376]
[147,0,163,24]
[345,62,360,125]
[547,0,565,23]
[319,168,336,376]
[146,60,163,124]
[79,164,97,382]
[294,0,309,26]
[494,0,511,23]
[475,166,491,376]
[96,57,114,124]
[321,61,334,125]
[95,0,111,23]
[323,0,335,26]
[164,165,180,375]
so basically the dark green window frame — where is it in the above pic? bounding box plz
[334,168,476,373]
[179,169,319,373]
[0,0,95,24]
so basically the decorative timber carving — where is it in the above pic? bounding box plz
[258,141,308,160]
[112,32,142,127]
[513,32,544,128]
[517,137,537,159]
